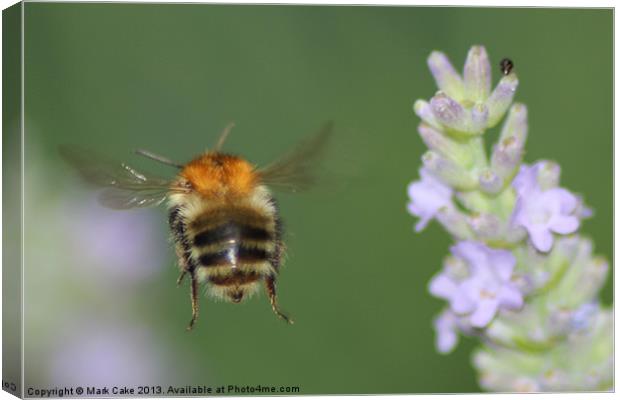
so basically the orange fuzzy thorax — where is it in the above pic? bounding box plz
[181,153,258,198]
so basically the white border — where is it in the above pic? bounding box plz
[0,2,615,400]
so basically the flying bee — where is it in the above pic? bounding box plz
[61,122,332,330]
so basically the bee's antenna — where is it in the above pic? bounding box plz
[213,122,236,152]
[135,149,183,169]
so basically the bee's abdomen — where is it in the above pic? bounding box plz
[189,208,277,274]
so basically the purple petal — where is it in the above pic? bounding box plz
[549,215,579,235]
[436,326,458,354]
[470,299,499,327]
[548,188,578,213]
[489,249,516,282]
[577,199,593,218]
[497,285,524,310]
[510,197,524,226]
[528,226,554,252]
[408,169,453,202]
[407,169,454,230]
[450,288,476,315]
[433,311,459,354]
[428,274,457,300]
[459,278,483,301]
[512,164,540,196]
[414,217,431,232]
[452,241,486,271]
[407,201,431,231]
[420,168,453,196]
[407,201,421,216]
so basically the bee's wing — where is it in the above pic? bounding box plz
[59,146,180,210]
[96,187,171,209]
[258,122,333,193]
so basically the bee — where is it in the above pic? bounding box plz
[61,122,332,330]
[499,58,514,76]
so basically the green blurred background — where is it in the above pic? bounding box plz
[21,4,611,394]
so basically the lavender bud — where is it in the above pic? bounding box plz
[422,151,478,190]
[456,191,491,214]
[471,102,489,133]
[485,319,518,347]
[579,257,609,300]
[413,99,442,130]
[475,309,613,392]
[427,51,464,101]
[504,224,527,245]
[548,240,608,308]
[499,103,528,143]
[468,212,502,239]
[430,92,467,131]
[436,207,473,240]
[463,45,491,102]
[430,92,487,135]
[570,302,599,332]
[418,123,472,166]
[536,161,561,190]
[486,74,519,127]
[491,136,524,180]
[478,169,503,194]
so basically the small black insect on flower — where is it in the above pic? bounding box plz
[499,58,514,76]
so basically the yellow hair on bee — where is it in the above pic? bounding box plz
[181,153,258,198]
[206,281,261,302]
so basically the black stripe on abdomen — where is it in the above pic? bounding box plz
[193,222,272,247]
[199,246,270,267]
[209,271,261,286]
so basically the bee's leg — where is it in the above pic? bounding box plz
[176,270,187,287]
[174,242,191,287]
[264,276,294,324]
[186,272,199,331]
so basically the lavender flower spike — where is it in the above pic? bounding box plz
[407,45,611,392]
